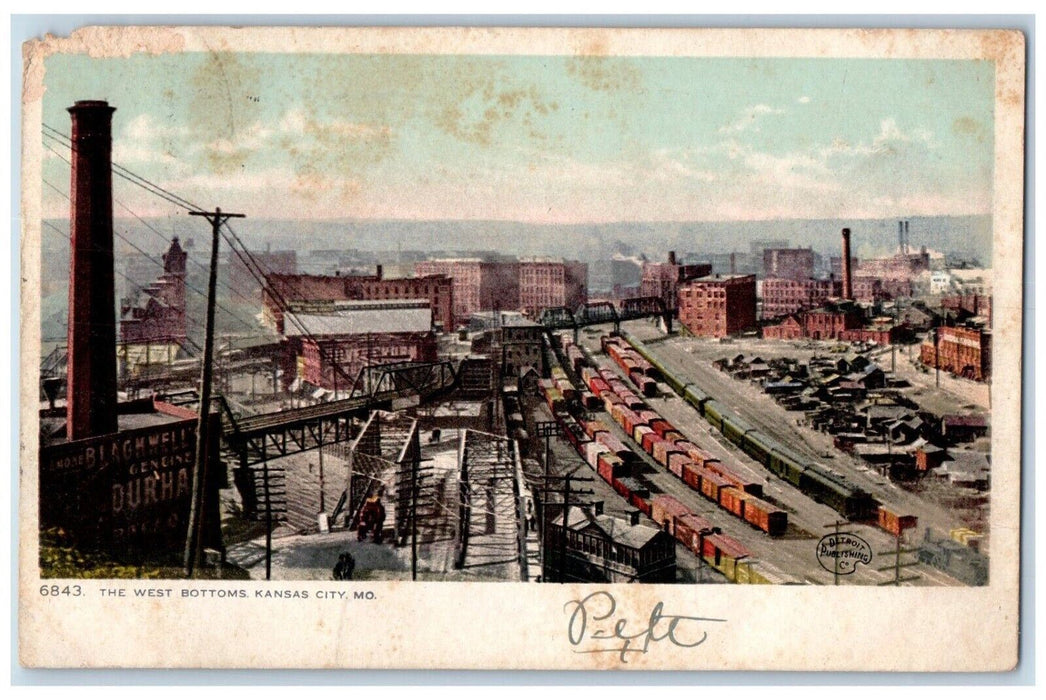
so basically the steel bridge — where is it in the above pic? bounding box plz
[536,296,673,340]
[222,360,458,469]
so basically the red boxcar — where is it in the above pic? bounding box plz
[651,494,691,535]
[698,467,731,502]
[603,393,624,412]
[595,432,631,462]
[611,475,632,499]
[680,461,702,489]
[686,446,717,470]
[674,513,716,556]
[674,439,699,455]
[670,454,694,480]
[637,410,662,427]
[618,478,651,515]
[587,377,610,398]
[877,506,918,536]
[597,453,627,484]
[661,429,684,445]
[705,461,764,498]
[718,486,747,519]
[634,425,655,451]
[582,419,610,440]
[742,495,788,536]
[622,409,646,436]
[705,533,751,576]
[652,438,683,467]
[652,420,678,439]
[580,391,601,410]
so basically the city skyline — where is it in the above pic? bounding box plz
[41,53,995,224]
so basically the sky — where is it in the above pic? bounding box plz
[40,52,996,224]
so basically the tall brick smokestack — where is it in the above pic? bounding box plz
[66,100,118,440]
[841,227,853,301]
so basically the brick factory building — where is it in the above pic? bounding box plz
[761,277,842,320]
[762,301,864,341]
[839,320,912,345]
[281,300,437,392]
[856,250,931,280]
[763,247,815,281]
[518,257,589,317]
[678,274,757,338]
[640,252,712,312]
[920,325,992,382]
[120,237,188,346]
[941,294,993,325]
[414,257,587,326]
[264,270,453,333]
[414,258,510,329]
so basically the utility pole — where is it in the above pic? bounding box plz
[877,528,921,586]
[534,420,561,479]
[264,457,272,581]
[185,207,245,577]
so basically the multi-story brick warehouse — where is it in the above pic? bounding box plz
[414,257,587,325]
[762,248,815,281]
[263,270,453,333]
[119,237,188,345]
[678,274,757,338]
[920,325,992,381]
[280,300,438,392]
[518,257,588,317]
[639,252,712,312]
[761,277,842,320]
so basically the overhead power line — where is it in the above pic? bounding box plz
[41,175,260,337]
[42,123,355,384]
[41,134,264,312]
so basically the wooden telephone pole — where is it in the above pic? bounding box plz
[878,528,921,586]
[184,207,244,577]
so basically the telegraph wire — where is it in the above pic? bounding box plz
[40,176,260,337]
[41,134,264,310]
[41,218,205,356]
[43,125,202,212]
[43,123,348,381]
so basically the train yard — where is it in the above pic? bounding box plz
[522,321,986,586]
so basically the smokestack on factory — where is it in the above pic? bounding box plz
[841,227,854,301]
[66,100,118,440]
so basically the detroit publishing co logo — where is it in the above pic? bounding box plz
[815,533,873,575]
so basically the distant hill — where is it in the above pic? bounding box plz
[35,213,993,344]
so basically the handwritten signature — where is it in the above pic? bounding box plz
[564,591,726,662]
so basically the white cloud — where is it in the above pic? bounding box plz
[798,96,811,104]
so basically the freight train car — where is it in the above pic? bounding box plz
[877,506,918,537]
[651,494,691,536]
[616,330,881,522]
